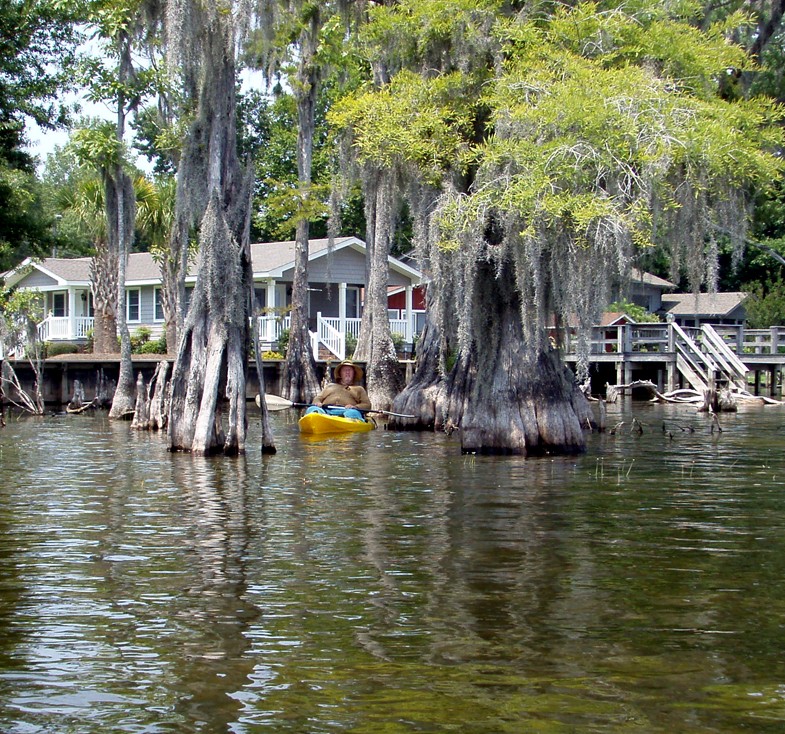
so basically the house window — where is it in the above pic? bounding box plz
[52,292,66,318]
[126,288,141,322]
[154,287,165,322]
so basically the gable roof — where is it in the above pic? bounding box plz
[250,236,422,281]
[5,236,423,289]
[631,268,676,289]
[599,312,637,326]
[661,292,749,317]
[4,256,92,287]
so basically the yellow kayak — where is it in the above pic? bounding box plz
[298,412,375,435]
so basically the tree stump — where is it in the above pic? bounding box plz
[68,380,85,411]
[131,373,149,430]
[148,360,169,431]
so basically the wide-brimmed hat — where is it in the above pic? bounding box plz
[332,359,363,383]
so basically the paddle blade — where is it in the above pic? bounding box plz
[257,394,295,411]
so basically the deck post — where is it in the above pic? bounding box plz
[771,326,780,355]
[264,279,276,342]
[622,324,632,353]
[339,283,347,337]
[68,288,77,340]
[404,285,414,343]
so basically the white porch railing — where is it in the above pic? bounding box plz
[321,317,361,340]
[37,315,94,342]
[257,312,419,361]
[256,315,291,344]
[316,314,345,360]
[320,316,413,341]
[389,318,408,337]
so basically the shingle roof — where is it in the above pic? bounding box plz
[599,312,637,326]
[12,236,421,286]
[661,292,749,317]
[631,268,676,289]
[39,257,92,283]
[249,237,354,275]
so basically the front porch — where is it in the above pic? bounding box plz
[257,312,417,361]
[30,311,418,363]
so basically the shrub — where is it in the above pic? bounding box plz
[262,350,284,360]
[130,326,152,351]
[345,332,357,358]
[391,332,405,352]
[606,300,660,323]
[744,278,785,328]
[138,336,167,354]
[46,341,80,357]
[276,328,290,354]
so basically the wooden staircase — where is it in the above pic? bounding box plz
[672,323,749,391]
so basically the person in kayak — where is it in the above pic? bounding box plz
[305,360,372,421]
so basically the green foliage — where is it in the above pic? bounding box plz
[0,286,42,362]
[138,336,167,354]
[0,0,81,130]
[130,326,151,351]
[606,300,661,323]
[134,174,175,254]
[277,328,290,354]
[744,278,785,328]
[126,328,166,354]
[330,69,482,185]
[0,159,55,270]
[70,122,129,171]
[242,89,336,241]
[45,341,79,357]
[0,0,84,270]
[345,332,357,358]
[391,332,405,351]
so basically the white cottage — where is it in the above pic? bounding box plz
[3,236,425,361]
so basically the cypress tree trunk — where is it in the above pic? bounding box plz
[280,11,321,403]
[353,168,403,409]
[107,28,136,420]
[107,167,137,419]
[389,314,443,430]
[166,1,258,455]
[279,219,319,402]
[452,260,589,455]
[396,259,592,455]
[168,197,253,455]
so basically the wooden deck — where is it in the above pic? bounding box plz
[556,324,785,396]
[3,324,784,404]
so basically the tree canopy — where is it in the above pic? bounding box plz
[0,0,83,270]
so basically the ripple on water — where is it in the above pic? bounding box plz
[1,406,785,732]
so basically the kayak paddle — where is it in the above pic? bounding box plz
[256,393,415,419]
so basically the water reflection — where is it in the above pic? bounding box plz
[0,404,784,731]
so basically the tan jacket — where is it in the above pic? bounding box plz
[314,382,371,410]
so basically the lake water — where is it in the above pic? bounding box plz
[0,402,784,733]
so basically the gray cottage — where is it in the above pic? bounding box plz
[4,236,425,361]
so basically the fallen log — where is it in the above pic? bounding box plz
[605,380,783,409]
